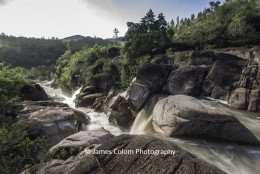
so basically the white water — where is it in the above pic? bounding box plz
[159,136,260,174]
[86,112,122,135]
[62,87,82,108]
[40,81,122,135]
[130,94,260,174]
[130,94,167,134]
[40,81,260,173]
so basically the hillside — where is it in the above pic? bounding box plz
[62,35,86,41]
[0,34,113,68]
[0,34,66,68]
[173,0,260,49]
[66,36,113,53]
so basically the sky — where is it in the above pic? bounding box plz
[0,0,223,39]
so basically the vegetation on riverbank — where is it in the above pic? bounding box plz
[53,0,260,91]
[0,64,49,174]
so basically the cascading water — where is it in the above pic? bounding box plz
[40,81,122,135]
[40,81,260,173]
[40,80,81,108]
[158,136,260,174]
[86,112,122,135]
[130,94,260,174]
[130,94,167,134]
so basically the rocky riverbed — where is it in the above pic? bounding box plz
[18,47,260,174]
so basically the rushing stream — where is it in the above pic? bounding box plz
[130,95,260,174]
[40,81,260,174]
[40,81,122,135]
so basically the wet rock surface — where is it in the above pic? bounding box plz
[24,134,226,174]
[152,95,260,145]
[109,96,134,130]
[49,128,114,158]
[19,101,90,146]
[164,66,207,96]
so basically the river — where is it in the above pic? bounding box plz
[41,81,260,174]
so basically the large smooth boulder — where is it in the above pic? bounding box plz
[128,64,176,111]
[136,64,177,92]
[152,95,259,145]
[164,66,207,96]
[24,135,226,174]
[49,128,114,158]
[20,84,48,101]
[23,107,90,146]
[128,83,151,111]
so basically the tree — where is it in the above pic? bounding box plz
[124,10,171,58]
[191,14,195,21]
[176,16,180,26]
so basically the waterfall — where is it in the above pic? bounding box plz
[130,94,167,134]
[129,94,260,174]
[39,81,260,174]
[40,81,122,135]
[86,112,122,135]
[62,87,82,108]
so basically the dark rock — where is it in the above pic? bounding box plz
[170,42,195,51]
[248,89,260,111]
[109,96,134,130]
[152,95,259,145]
[211,86,229,100]
[23,153,103,174]
[75,93,103,107]
[95,135,225,174]
[136,64,177,92]
[81,86,102,95]
[229,88,248,110]
[154,55,172,64]
[128,64,177,111]
[25,135,226,174]
[93,96,106,112]
[128,83,151,111]
[202,58,247,99]
[49,128,114,158]
[27,101,69,107]
[189,51,216,65]
[20,84,48,101]
[164,66,207,96]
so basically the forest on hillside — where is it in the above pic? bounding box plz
[0,34,112,68]
[173,0,260,48]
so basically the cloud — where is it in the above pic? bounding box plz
[80,0,149,23]
[0,0,12,6]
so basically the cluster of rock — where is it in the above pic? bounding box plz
[74,85,135,130]
[129,46,260,113]
[17,83,226,174]
[127,46,260,145]
[24,129,226,174]
[16,83,90,146]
